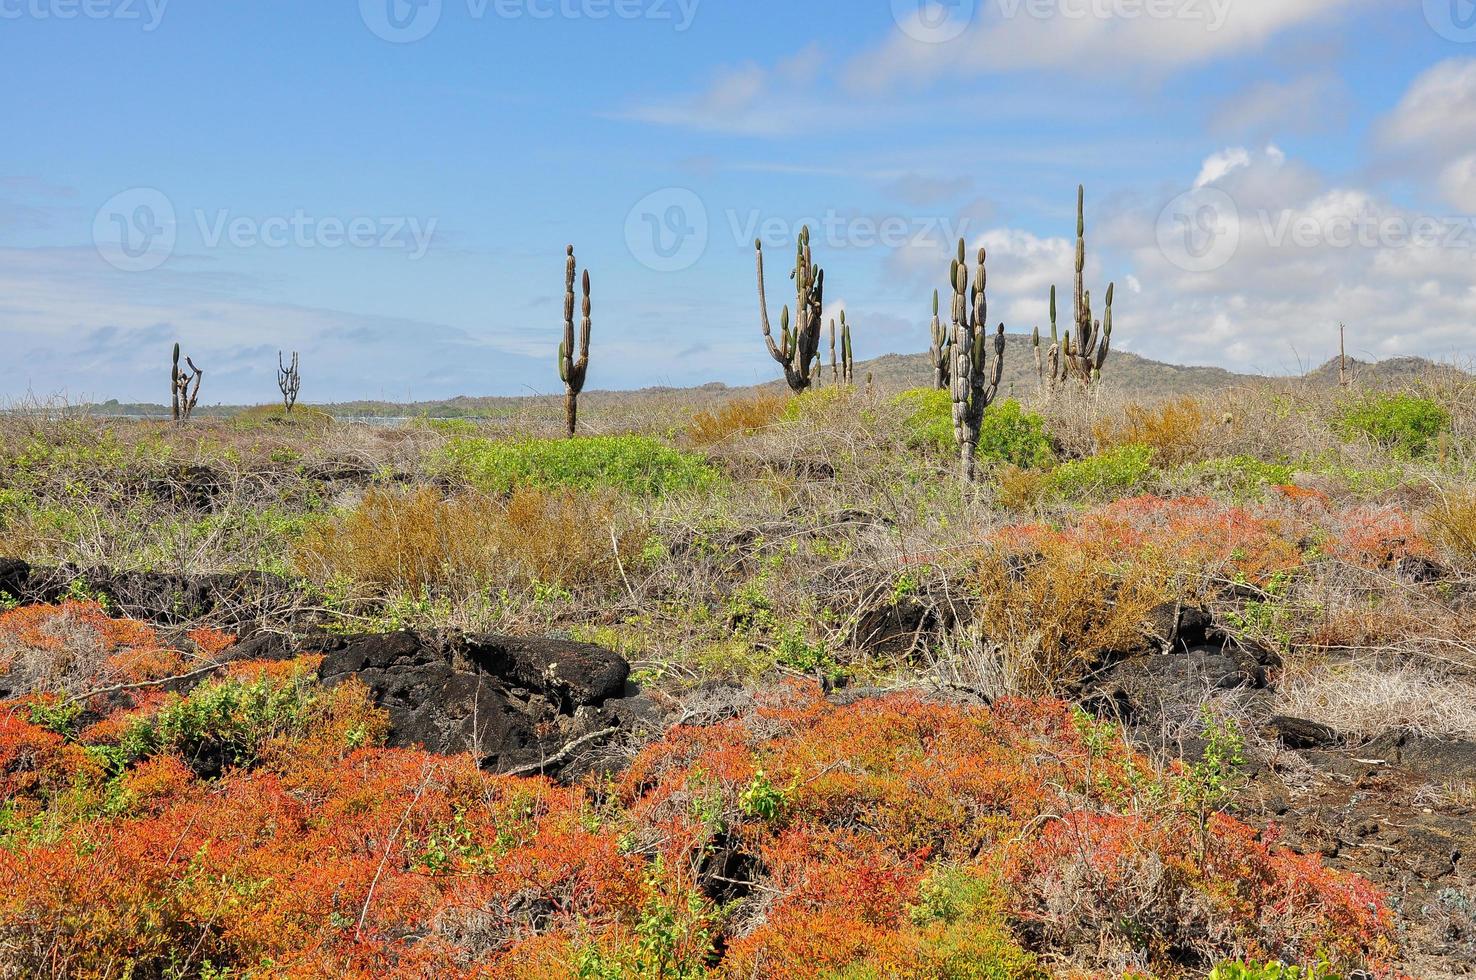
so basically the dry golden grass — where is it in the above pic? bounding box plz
[1093,395,1211,466]
[993,464,1050,512]
[1427,487,1476,565]
[686,393,790,446]
[295,486,642,593]
[975,538,1174,694]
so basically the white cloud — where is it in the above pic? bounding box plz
[1194,147,1252,188]
[844,0,1371,92]
[1210,73,1347,139]
[1380,58,1476,153]
[1114,148,1476,370]
[1378,59,1476,209]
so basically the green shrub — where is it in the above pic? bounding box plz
[1208,962,1339,980]
[1334,392,1450,458]
[437,435,716,496]
[113,667,323,771]
[894,390,1054,469]
[229,404,334,433]
[833,868,1045,979]
[781,385,855,423]
[1045,444,1155,501]
[1179,456,1294,500]
[412,417,480,436]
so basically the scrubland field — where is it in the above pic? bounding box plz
[2,364,1475,979]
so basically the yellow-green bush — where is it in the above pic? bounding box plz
[436,435,715,496]
[295,485,642,592]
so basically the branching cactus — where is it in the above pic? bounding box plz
[559,245,592,437]
[278,351,301,413]
[948,241,1005,483]
[756,227,824,393]
[1035,185,1114,388]
[171,343,202,425]
[929,289,950,390]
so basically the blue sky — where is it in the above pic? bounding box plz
[2,0,1473,403]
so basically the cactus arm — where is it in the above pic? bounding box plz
[562,245,577,384]
[171,343,182,422]
[757,239,789,364]
[984,323,1005,405]
[1096,282,1114,372]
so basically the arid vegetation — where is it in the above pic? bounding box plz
[2,360,1475,977]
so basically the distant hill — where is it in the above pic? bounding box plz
[1302,355,1473,389]
[847,336,1253,399]
[46,342,1470,422]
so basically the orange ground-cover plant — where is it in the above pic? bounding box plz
[0,606,1399,978]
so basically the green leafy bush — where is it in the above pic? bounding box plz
[1179,456,1295,500]
[113,668,322,770]
[834,868,1045,979]
[1208,962,1339,980]
[437,435,716,496]
[1045,444,1156,501]
[1334,392,1450,458]
[229,404,334,433]
[894,390,1054,468]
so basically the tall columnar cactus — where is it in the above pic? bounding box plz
[559,245,592,437]
[171,343,202,425]
[929,289,950,390]
[840,310,854,385]
[277,350,301,413]
[757,228,824,393]
[948,240,1005,483]
[1034,185,1115,389]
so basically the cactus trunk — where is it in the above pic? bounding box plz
[947,241,1005,483]
[559,246,592,437]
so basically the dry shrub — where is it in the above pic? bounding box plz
[993,464,1050,512]
[1095,395,1211,466]
[686,393,789,446]
[1279,661,1476,740]
[975,536,1173,694]
[1427,486,1476,565]
[0,601,165,698]
[295,486,641,592]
